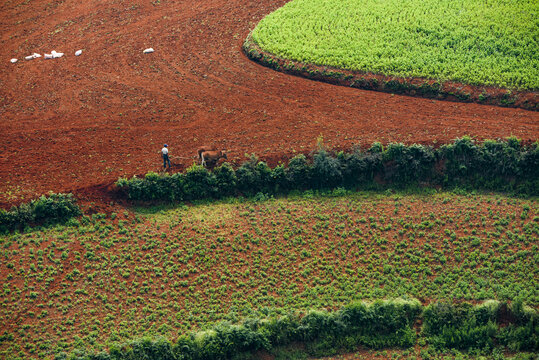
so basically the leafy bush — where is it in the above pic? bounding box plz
[183,164,216,200]
[384,143,436,184]
[423,300,538,351]
[0,193,81,233]
[285,154,312,190]
[496,300,539,352]
[311,148,342,189]
[213,163,237,197]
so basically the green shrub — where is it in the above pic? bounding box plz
[285,154,312,190]
[439,136,481,182]
[429,319,498,350]
[236,155,265,196]
[311,149,343,189]
[384,143,435,184]
[423,300,538,351]
[0,193,81,233]
[270,164,288,193]
[213,163,237,197]
[183,164,216,200]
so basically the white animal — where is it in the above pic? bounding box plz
[51,50,64,58]
[143,48,154,54]
[75,50,82,56]
[10,58,18,63]
[24,53,42,60]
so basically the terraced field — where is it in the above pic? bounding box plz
[1,192,537,358]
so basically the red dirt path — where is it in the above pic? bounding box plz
[1,0,538,209]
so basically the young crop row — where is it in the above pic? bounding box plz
[0,192,536,358]
[250,0,539,90]
[116,137,539,202]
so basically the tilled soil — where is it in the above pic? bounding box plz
[1,0,538,208]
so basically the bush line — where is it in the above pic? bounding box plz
[51,299,537,360]
[243,34,538,111]
[116,137,539,202]
[0,193,81,234]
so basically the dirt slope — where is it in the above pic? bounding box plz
[1,0,538,208]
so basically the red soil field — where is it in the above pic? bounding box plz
[1,0,538,209]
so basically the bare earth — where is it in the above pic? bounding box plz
[1,0,538,208]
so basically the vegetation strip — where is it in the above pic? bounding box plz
[245,0,538,109]
[116,137,539,202]
[0,193,81,233]
[48,300,539,359]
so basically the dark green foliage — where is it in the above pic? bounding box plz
[115,137,539,203]
[519,141,539,179]
[496,300,539,352]
[183,165,216,200]
[423,300,538,351]
[235,155,274,195]
[384,143,436,184]
[339,149,383,187]
[270,164,288,193]
[0,193,81,233]
[439,136,481,181]
[59,300,422,360]
[263,314,301,345]
[429,319,497,350]
[296,299,421,355]
[213,163,237,197]
[312,149,342,189]
[285,154,312,190]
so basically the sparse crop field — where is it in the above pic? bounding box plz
[251,0,539,90]
[1,192,537,358]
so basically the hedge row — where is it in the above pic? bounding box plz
[52,299,537,360]
[0,193,81,233]
[423,300,538,352]
[116,137,539,201]
[55,299,421,360]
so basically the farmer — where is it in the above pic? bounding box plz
[161,144,171,170]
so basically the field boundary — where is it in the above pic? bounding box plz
[51,299,537,360]
[116,137,539,203]
[243,34,538,111]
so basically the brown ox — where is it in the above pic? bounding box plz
[197,145,217,163]
[200,150,227,168]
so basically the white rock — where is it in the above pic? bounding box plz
[33,53,41,58]
[75,50,82,56]
[51,51,64,58]
[25,55,35,60]
[10,58,18,63]
[44,54,53,59]
[143,48,154,54]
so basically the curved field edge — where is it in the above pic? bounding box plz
[243,34,538,111]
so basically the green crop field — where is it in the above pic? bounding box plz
[251,0,539,90]
[0,191,537,359]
